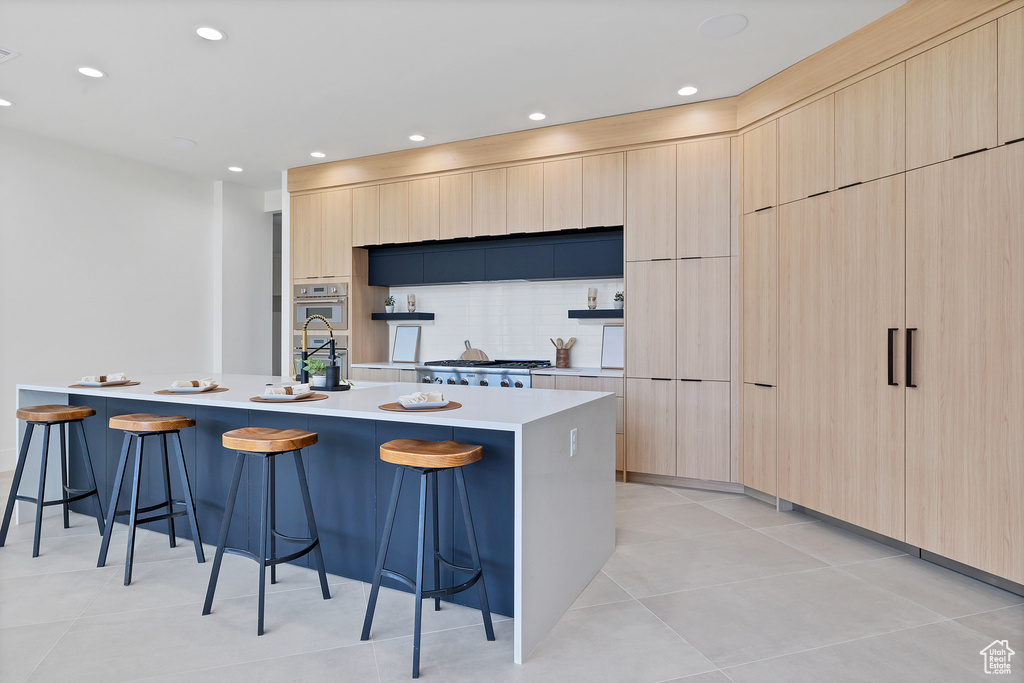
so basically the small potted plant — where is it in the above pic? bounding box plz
[303,358,328,387]
[614,291,624,309]
[384,295,395,314]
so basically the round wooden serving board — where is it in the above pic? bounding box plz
[153,387,230,396]
[68,381,141,388]
[377,401,463,413]
[250,393,329,403]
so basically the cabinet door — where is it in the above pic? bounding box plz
[439,173,473,240]
[835,63,906,188]
[352,185,380,247]
[291,193,321,279]
[906,144,1024,584]
[742,120,777,213]
[625,145,676,261]
[543,158,583,231]
[741,383,776,496]
[625,260,675,379]
[741,209,777,386]
[472,168,507,237]
[379,181,410,244]
[677,138,731,258]
[999,8,1024,145]
[677,257,730,381]
[583,152,624,227]
[321,188,352,278]
[778,95,834,204]
[677,380,730,481]
[409,177,440,242]
[906,22,997,169]
[506,163,544,234]
[625,378,675,476]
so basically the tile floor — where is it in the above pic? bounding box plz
[1,471,1021,682]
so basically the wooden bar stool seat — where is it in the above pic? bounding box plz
[203,427,330,635]
[97,413,205,585]
[1,405,105,557]
[362,438,494,678]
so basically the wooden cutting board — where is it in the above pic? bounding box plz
[458,340,488,361]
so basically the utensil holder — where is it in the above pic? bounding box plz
[555,349,570,368]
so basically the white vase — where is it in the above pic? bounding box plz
[614,300,623,309]
[385,305,395,313]
[311,375,327,387]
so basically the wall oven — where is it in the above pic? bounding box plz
[294,281,348,332]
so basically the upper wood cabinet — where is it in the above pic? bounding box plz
[741,383,777,496]
[677,380,731,481]
[472,168,507,237]
[741,208,778,386]
[677,257,730,381]
[506,163,544,234]
[625,145,676,261]
[379,181,410,245]
[625,259,675,379]
[778,95,834,204]
[835,64,906,188]
[290,193,321,280]
[439,173,473,240]
[352,185,380,247]
[625,378,676,476]
[321,188,352,278]
[543,158,583,231]
[742,119,777,214]
[409,177,440,242]
[677,138,731,258]
[906,22,997,169]
[999,8,1024,145]
[583,152,624,227]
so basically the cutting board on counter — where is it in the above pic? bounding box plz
[458,340,488,361]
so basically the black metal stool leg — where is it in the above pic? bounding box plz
[455,468,494,641]
[0,422,35,547]
[170,433,203,562]
[431,470,441,612]
[413,470,428,679]
[203,452,246,617]
[257,455,271,635]
[124,435,145,585]
[361,467,405,640]
[74,420,105,535]
[98,433,132,567]
[269,456,277,585]
[59,423,69,529]
[31,424,51,558]
[292,450,329,599]
[159,434,176,547]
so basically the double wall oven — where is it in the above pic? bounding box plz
[293,281,349,378]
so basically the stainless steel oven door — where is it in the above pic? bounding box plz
[294,298,347,331]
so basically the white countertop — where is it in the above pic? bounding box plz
[353,362,623,378]
[350,362,419,370]
[18,372,613,431]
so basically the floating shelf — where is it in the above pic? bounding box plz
[371,312,435,321]
[567,309,624,319]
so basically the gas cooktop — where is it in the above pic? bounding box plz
[421,359,551,369]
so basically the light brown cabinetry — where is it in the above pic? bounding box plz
[998,8,1024,144]
[551,375,624,471]
[409,177,440,242]
[906,22,997,169]
[625,145,676,261]
[742,120,777,213]
[379,181,410,244]
[583,152,624,227]
[625,378,676,476]
[349,367,417,382]
[677,380,730,481]
[835,64,906,188]
[439,173,473,240]
[741,383,776,496]
[352,185,380,247]
[290,193,321,280]
[543,158,583,231]
[321,189,352,278]
[676,257,730,381]
[741,208,777,386]
[506,164,544,234]
[472,168,507,237]
[905,144,1024,584]
[677,138,731,258]
[625,259,675,379]
[778,95,834,204]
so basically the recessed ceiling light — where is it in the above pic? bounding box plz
[0,98,13,107]
[196,26,226,41]
[77,66,106,78]
[310,151,326,158]
[699,13,748,39]
[529,112,546,121]
[409,134,425,142]
[162,136,196,147]
[677,86,699,97]
[228,166,243,172]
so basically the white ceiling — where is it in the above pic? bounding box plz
[0,0,905,191]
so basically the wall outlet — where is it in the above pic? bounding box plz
[570,427,578,457]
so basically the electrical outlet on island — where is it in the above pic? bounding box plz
[570,428,578,457]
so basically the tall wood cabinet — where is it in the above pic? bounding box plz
[999,8,1024,145]
[625,145,676,261]
[742,120,777,213]
[507,164,544,234]
[543,158,583,231]
[473,168,507,237]
[583,152,624,227]
[439,173,473,240]
[677,138,731,258]
[835,64,906,187]
[291,190,351,280]
[778,95,834,204]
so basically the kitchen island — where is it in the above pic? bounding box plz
[14,373,616,663]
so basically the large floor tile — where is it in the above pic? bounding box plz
[570,570,632,610]
[615,483,694,511]
[698,496,810,529]
[723,620,1003,683]
[956,604,1024,645]
[373,619,517,682]
[0,619,74,683]
[0,526,124,578]
[841,555,1024,618]
[616,502,745,547]
[360,584,511,642]
[663,672,735,683]
[758,520,906,566]
[138,642,379,682]
[0,566,118,627]
[603,529,825,598]
[642,566,944,668]
[668,487,747,504]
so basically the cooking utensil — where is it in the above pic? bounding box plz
[556,338,564,349]
[458,340,489,361]
[550,338,559,348]
[564,337,576,349]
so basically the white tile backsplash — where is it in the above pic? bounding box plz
[385,279,624,367]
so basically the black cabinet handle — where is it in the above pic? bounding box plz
[906,328,917,388]
[887,328,898,386]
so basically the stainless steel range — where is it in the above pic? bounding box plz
[415,360,551,388]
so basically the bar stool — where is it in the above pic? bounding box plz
[1,405,105,557]
[97,413,205,585]
[203,427,330,635]
[361,439,495,679]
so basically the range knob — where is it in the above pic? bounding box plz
[479,379,488,386]
[300,287,307,295]
[434,377,443,384]
[460,379,469,385]
[447,378,456,385]
[514,381,523,388]
[421,377,432,384]
[500,380,510,387]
